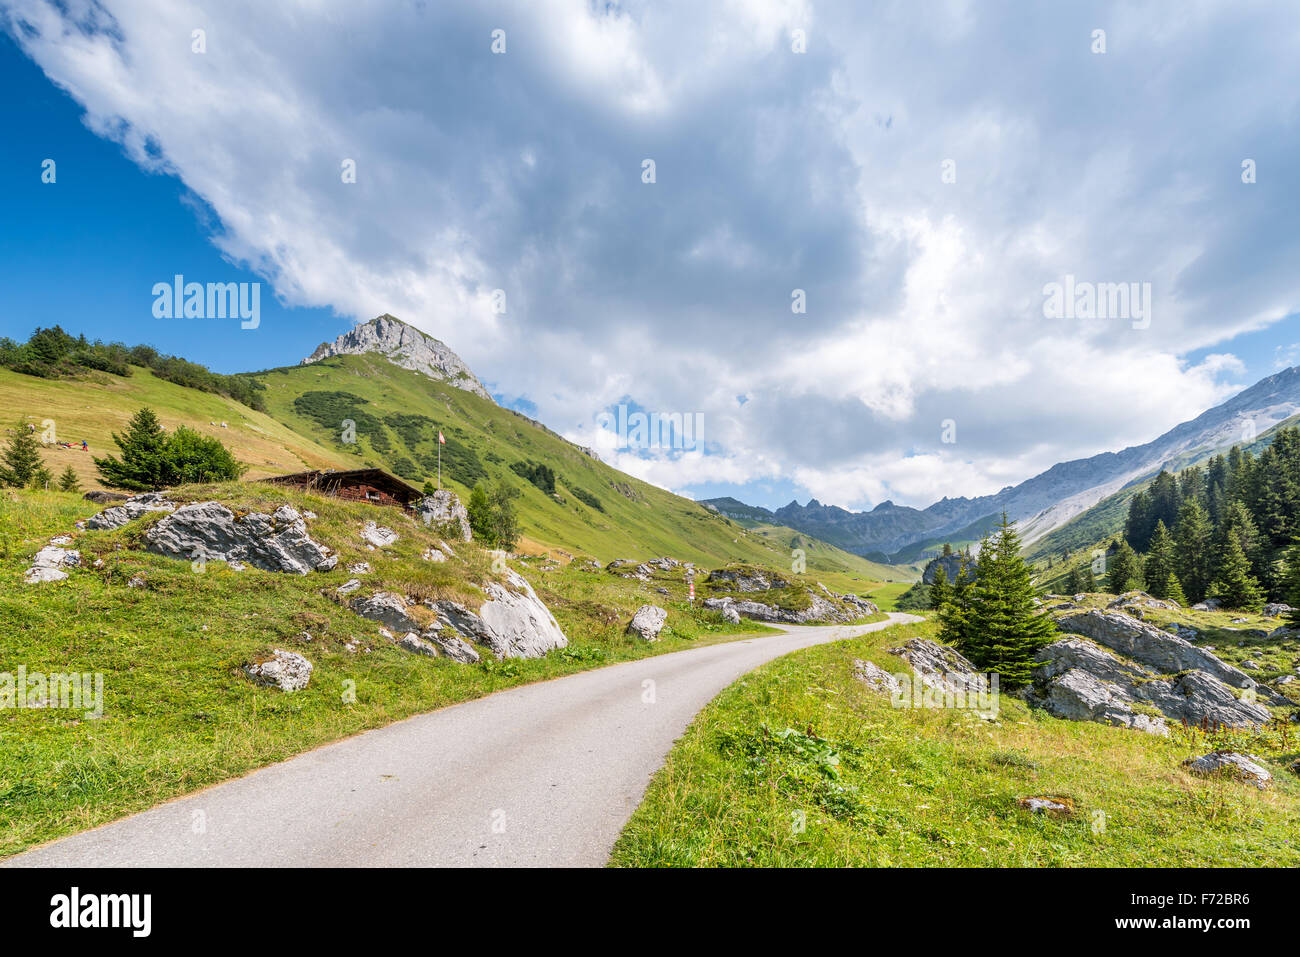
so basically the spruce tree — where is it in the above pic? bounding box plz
[1064,566,1083,595]
[1143,520,1179,601]
[1106,538,1142,594]
[1210,537,1264,612]
[1080,564,1097,592]
[28,465,53,490]
[928,564,951,609]
[0,423,43,487]
[1174,497,1213,604]
[57,465,81,493]
[940,515,1055,686]
[1284,537,1300,628]
[95,407,166,491]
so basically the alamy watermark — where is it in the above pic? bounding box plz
[1,666,103,719]
[1042,275,1151,329]
[152,275,260,329]
[891,673,999,718]
[596,404,704,451]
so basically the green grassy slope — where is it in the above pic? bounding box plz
[253,354,908,593]
[0,484,772,858]
[611,618,1300,867]
[0,365,352,492]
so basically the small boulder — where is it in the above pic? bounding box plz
[626,604,668,641]
[421,547,447,563]
[360,522,398,549]
[244,649,312,692]
[336,579,362,596]
[1182,751,1271,789]
[852,659,902,696]
[86,491,176,530]
[397,632,440,657]
[24,545,80,584]
[351,592,422,634]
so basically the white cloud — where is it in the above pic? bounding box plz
[6,0,1299,510]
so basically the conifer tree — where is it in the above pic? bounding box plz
[928,564,951,610]
[57,465,81,493]
[1283,537,1300,629]
[0,423,43,487]
[940,515,1055,686]
[1143,520,1179,600]
[94,407,166,491]
[1210,537,1264,612]
[1064,565,1083,595]
[1106,538,1142,594]
[1174,497,1213,604]
[1080,564,1097,592]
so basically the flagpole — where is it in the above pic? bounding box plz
[437,442,441,490]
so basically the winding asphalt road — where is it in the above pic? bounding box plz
[6,613,921,868]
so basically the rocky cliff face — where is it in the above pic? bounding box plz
[302,314,493,402]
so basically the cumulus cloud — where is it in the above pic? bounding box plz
[5,0,1298,509]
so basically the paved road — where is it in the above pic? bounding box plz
[6,613,922,868]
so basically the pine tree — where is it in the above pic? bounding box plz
[1284,537,1300,628]
[0,423,43,487]
[1210,537,1264,612]
[940,515,1055,686]
[1165,574,1187,607]
[1106,538,1142,594]
[1174,497,1213,604]
[94,407,166,491]
[1143,520,1179,601]
[1080,564,1097,592]
[1064,566,1083,594]
[57,465,81,493]
[28,465,53,490]
[928,564,951,609]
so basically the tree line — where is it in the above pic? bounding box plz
[1083,427,1300,612]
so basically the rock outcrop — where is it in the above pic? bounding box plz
[852,659,902,695]
[416,490,472,542]
[1031,611,1282,733]
[24,545,80,584]
[702,590,878,625]
[145,503,336,574]
[244,649,313,691]
[1057,610,1255,690]
[1182,751,1272,789]
[626,605,668,641]
[301,314,493,401]
[86,492,177,530]
[888,637,988,697]
[360,521,398,549]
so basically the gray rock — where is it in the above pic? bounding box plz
[1129,671,1272,728]
[145,502,335,574]
[921,553,975,586]
[852,659,902,696]
[1263,603,1294,617]
[397,632,441,657]
[1058,610,1255,690]
[1034,637,1152,686]
[347,561,372,575]
[425,630,481,664]
[360,521,398,548]
[706,567,788,592]
[430,570,568,659]
[422,547,447,563]
[86,491,176,530]
[336,579,362,596]
[888,638,988,697]
[416,490,472,542]
[1108,590,1180,611]
[626,604,668,641]
[351,592,422,634]
[244,649,312,691]
[1039,668,1168,735]
[476,570,568,658]
[24,545,80,584]
[301,314,494,401]
[1182,751,1271,789]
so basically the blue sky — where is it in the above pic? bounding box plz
[3,1,1298,512]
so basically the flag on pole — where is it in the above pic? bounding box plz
[438,431,446,445]
[436,431,445,488]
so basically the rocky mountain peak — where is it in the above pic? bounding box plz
[301,314,493,402]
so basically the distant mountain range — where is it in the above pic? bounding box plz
[705,365,1300,561]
